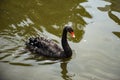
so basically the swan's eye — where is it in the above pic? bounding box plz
[70,32,75,38]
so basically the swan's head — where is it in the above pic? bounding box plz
[65,26,75,38]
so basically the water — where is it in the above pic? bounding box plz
[0,0,120,80]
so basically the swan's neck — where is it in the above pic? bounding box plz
[61,29,72,57]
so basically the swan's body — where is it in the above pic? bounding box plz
[26,26,75,58]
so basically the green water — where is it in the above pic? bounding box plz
[0,0,120,80]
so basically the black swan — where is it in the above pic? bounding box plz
[26,26,75,58]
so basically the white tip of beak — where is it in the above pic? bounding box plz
[70,32,75,38]
[72,34,75,38]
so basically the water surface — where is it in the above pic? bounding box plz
[0,0,120,80]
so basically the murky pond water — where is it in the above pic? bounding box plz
[0,0,120,80]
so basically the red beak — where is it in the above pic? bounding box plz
[70,32,75,38]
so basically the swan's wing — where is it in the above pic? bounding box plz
[26,37,63,57]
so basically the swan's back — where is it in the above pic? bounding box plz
[26,37,63,58]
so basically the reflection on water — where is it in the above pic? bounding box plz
[61,61,72,80]
[0,0,92,42]
[0,0,120,80]
[98,0,120,25]
[59,58,73,80]
[112,32,120,38]
[98,0,120,40]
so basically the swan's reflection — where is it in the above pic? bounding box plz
[60,58,72,80]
